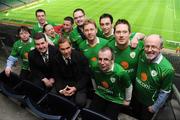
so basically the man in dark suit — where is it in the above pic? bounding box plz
[28,32,58,90]
[52,38,91,107]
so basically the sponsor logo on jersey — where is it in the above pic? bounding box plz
[110,77,116,83]
[151,70,157,77]
[140,72,147,81]
[120,61,129,69]
[114,50,117,54]
[91,57,97,62]
[127,68,134,73]
[24,52,29,59]
[101,81,109,88]
[136,77,150,90]
[130,52,136,58]
[18,46,22,49]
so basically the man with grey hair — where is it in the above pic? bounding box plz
[132,34,174,120]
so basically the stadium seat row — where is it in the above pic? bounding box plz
[0,72,111,120]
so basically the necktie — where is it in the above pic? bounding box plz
[66,58,71,65]
[43,53,48,63]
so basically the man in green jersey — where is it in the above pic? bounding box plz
[43,24,60,47]
[90,47,132,120]
[99,13,114,42]
[79,19,108,68]
[132,34,174,120]
[99,14,144,47]
[107,19,144,83]
[54,16,74,39]
[70,8,102,49]
[32,9,55,36]
[70,8,87,49]
[5,26,35,80]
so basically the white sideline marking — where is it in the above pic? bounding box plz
[24,4,43,10]
[133,25,180,34]
[173,0,176,19]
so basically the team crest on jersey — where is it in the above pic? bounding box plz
[120,61,129,69]
[151,70,157,77]
[110,77,116,83]
[130,52,136,58]
[114,50,117,54]
[91,57,97,62]
[101,81,109,88]
[141,72,147,81]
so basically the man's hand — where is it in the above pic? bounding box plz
[5,67,11,77]
[49,78,55,85]
[130,36,139,48]
[123,100,130,106]
[66,86,77,96]
[42,78,53,87]
[59,85,70,96]
[148,106,155,113]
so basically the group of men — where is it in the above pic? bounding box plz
[3,8,174,120]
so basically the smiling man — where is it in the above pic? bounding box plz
[52,38,91,107]
[99,13,114,42]
[69,8,87,49]
[5,26,35,80]
[90,47,132,120]
[79,19,108,68]
[32,9,55,36]
[132,34,174,120]
[43,24,60,47]
[28,32,58,90]
[107,19,144,84]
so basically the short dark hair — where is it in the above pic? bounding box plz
[43,24,49,33]
[35,9,46,16]
[58,37,72,46]
[114,19,131,33]
[99,13,113,24]
[64,16,74,25]
[33,32,46,41]
[17,26,31,35]
[73,8,85,17]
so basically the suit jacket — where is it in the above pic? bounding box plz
[28,45,59,81]
[53,49,91,92]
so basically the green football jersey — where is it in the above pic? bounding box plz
[48,34,60,47]
[69,27,84,49]
[129,32,136,41]
[32,21,55,36]
[79,37,108,68]
[70,27,102,49]
[92,63,131,104]
[107,39,144,82]
[11,38,35,70]
[97,29,114,42]
[135,52,174,106]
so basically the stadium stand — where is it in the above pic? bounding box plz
[0,0,37,11]
[163,53,180,75]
